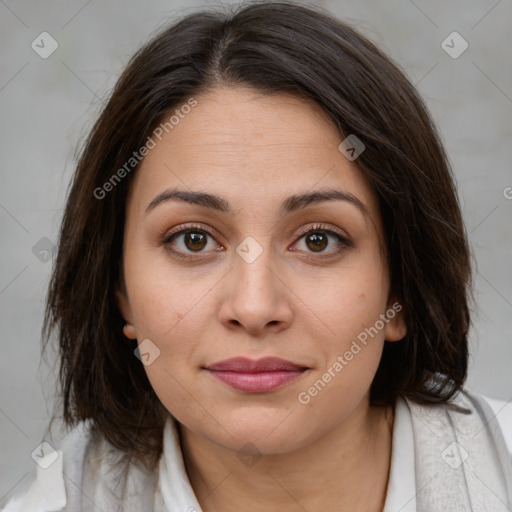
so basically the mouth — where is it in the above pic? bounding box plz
[203,357,309,392]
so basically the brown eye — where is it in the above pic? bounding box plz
[162,224,221,259]
[293,224,352,259]
[304,232,328,252]
[183,231,208,251]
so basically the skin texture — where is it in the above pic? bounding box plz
[117,86,407,512]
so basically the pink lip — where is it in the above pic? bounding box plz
[204,357,308,392]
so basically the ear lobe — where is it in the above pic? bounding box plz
[384,300,407,342]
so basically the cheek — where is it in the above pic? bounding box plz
[295,249,389,392]
[299,248,388,343]
[296,289,388,427]
[122,239,220,405]
[134,308,208,424]
[307,292,387,397]
[131,286,208,365]
[124,238,204,335]
[142,362,207,428]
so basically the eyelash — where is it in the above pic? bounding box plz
[161,223,352,261]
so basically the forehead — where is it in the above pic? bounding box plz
[127,86,380,224]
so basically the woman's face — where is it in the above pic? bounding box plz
[117,86,405,454]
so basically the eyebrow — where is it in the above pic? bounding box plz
[145,187,368,217]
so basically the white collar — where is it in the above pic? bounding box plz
[158,416,203,511]
[382,396,417,511]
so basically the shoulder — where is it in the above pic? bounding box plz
[458,387,512,457]
[476,391,512,455]
[1,421,100,512]
[1,420,160,512]
[404,386,512,458]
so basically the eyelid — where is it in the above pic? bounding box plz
[161,222,226,248]
[294,222,351,243]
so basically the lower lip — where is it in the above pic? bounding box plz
[206,369,306,392]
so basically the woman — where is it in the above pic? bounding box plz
[3,2,511,511]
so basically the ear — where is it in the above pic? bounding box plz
[116,287,137,340]
[384,299,407,342]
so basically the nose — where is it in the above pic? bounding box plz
[217,239,294,337]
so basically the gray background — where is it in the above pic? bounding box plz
[1,0,511,503]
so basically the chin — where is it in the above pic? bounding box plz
[202,410,314,455]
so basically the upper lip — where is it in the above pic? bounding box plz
[204,357,308,372]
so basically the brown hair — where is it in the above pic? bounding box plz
[43,0,472,469]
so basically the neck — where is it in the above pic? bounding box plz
[179,400,395,512]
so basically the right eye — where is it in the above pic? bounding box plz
[162,224,224,260]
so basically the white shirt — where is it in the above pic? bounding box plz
[3,393,512,511]
[382,393,512,512]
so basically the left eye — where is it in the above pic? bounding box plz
[293,228,351,256]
